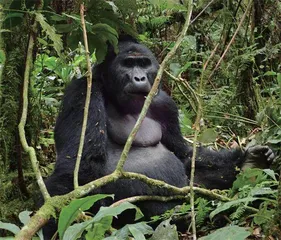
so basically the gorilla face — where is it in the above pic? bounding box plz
[102,41,159,113]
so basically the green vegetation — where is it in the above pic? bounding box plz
[0,0,280,239]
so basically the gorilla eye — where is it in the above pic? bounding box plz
[138,58,151,68]
[122,58,135,68]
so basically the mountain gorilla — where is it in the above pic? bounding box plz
[42,35,274,237]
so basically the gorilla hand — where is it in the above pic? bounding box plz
[242,145,275,170]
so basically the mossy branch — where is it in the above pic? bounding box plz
[15,168,230,239]
[18,18,50,201]
[110,195,189,207]
[73,4,93,189]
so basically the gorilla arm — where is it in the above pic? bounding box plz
[54,77,107,164]
[151,91,274,189]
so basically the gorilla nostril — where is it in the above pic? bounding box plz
[134,76,146,82]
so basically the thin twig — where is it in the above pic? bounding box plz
[191,0,216,24]
[189,30,220,240]
[74,4,93,189]
[208,0,253,81]
[115,0,194,171]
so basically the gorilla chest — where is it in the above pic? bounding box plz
[105,106,186,185]
[105,141,186,186]
[107,106,162,147]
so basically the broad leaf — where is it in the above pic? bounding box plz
[263,169,277,181]
[19,211,32,225]
[93,202,143,222]
[62,221,90,240]
[89,23,118,63]
[199,226,251,240]
[104,222,153,240]
[85,216,112,240]
[210,197,258,220]
[149,219,178,240]
[0,221,20,234]
[58,194,113,239]
[35,12,63,56]
[128,225,146,240]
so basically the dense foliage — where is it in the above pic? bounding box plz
[0,0,281,239]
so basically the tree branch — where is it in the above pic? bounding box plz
[110,195,188,207]
[73,4,93,189]
[18,15,50,201]
[15,167,230,239]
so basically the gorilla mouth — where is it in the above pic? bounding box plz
[129,91,148,96]
[126,89,150,97]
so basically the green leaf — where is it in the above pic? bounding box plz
[263,169,277,181]
[264,71,277,76]
[128,225,146,240]
[35,12,63,56]
[62,221,90,240]
[198,128,218,143]
[251,187,277,196]
[4,13,24,21]
[44,56,58,70]
[149,219,178,240]
[254,207,275,225]
[19,211,32,225]
[105,222,153,240]
[58,194,113,239]
[93,202,143,222]
[199,226,251,240]
[85,216,112,240]
[91,23,118,50]
[87,24,118,63]
[0,221,20,234]
[209,197,258,220]
[63,13,83,23]
[37,37,48,46]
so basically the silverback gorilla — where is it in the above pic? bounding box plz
[42,35,274,237]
